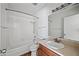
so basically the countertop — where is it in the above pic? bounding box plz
[37,39,79,56]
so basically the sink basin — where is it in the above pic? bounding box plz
[47,41,64,49]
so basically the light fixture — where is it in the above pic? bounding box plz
[52,3,72,13]
[32,3,38,6]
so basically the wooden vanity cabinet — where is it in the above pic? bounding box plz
[37,44,60,56]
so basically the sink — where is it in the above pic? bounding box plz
[47,41,64,49]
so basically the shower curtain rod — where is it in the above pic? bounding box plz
[5,8,39,19]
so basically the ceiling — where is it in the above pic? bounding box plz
[8,3,62,15]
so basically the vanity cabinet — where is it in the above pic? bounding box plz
[37,44,60,56]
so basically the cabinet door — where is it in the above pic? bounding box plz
[37,48,47,56]
[37,44,60,56]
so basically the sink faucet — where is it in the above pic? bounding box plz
[54,37,61,43]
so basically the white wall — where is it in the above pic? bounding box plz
[35,7,48,39]
[48,4,79,38]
